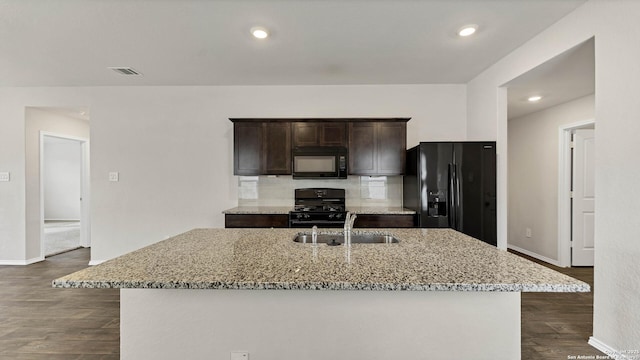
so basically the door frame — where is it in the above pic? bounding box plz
[39,131,91,259]
[557,119,595,267]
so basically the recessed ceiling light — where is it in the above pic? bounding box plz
[458,25,477,37]
[528,95,543,102]
[251,27,269,39]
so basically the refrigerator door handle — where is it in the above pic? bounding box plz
[448,164,456,229]
[454,164,461,230]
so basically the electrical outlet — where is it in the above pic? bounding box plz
[230,352,249,360]
[0,172,10,182]
[108,172,119,182]
[525,228,532,238]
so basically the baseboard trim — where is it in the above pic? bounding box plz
[589,337,629,359]
[88,259,106,266]
[507,244,562,267]
[0,257,45,265]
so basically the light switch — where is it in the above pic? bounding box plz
[109,172,119,182]
[230,352,249,360]
[0,172,10,182]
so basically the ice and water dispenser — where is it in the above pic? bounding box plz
[427,190,447,217]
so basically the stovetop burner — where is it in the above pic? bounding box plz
[290,188,347,228]
[293,205,345,212]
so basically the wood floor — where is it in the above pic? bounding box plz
[0,248,119,359]
[0,248,603,359]
[514,250,606,359]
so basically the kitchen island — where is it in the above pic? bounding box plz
[54,228,588,360]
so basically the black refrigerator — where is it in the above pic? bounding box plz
[403,142,497,246]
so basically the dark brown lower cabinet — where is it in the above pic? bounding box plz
[225,213,417,228]
[353,214,416,228]
[225,214,290,228]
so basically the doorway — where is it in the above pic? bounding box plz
[40,132,90,258]
[504,38,595,267]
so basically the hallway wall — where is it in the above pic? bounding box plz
[508,94,594,262]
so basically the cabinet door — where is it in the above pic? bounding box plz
[320,123,347,147]
[348,122,377,174]
[225,214,290,228]
[234,122,263,175]
[353,214,416,228]
[263,122,292,174]
[293,122,347,147]
[292,122,319,147]
[349,121,406,175]
[377,122,406,175]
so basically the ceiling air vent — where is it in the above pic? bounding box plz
[108,67,142,76]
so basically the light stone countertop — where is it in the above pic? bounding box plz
[222,206,292,214]
[53,228,589,292]
[222,206,415,215]
[347,206,415,215]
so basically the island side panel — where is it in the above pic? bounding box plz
[121,289,520,360]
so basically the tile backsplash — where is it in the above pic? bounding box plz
[238,175,403,207]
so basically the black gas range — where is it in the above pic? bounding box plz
[289,188,347,228]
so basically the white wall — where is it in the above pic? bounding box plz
[508,95,594,261]
[0,84,466,264]
[467,0,640,353]
[0,92,30,262]
[44,137,82,220]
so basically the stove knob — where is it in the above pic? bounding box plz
[296,213,303,220]
[335,213,343,219]
[304,213,311,219]
[328,213,335,219]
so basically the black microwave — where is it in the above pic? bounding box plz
[292,147,348,179]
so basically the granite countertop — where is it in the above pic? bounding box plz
[223,206,415,215]
[222,206,292,214]
[347,206,415,215]
[53,228,589,292]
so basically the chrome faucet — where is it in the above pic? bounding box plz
[311,225,318,246]
[344,212,357,246]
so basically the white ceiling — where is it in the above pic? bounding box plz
[0,0,587,87]
[506,38,595,119]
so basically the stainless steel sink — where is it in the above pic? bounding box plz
[293,233,399,245]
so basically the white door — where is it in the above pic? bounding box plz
[571,129,595,266]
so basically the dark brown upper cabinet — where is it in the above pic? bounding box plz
[232,118,408,176]
[349,121,407,175]
[233,121,263,175]
[232,120,291,175]
[349,122,376,174]
[263,122,291,174]
[292,122,347,147]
